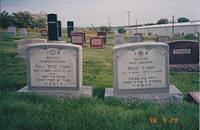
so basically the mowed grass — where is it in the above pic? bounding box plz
[0,31,199,130]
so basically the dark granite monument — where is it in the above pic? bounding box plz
[47,14,58,41]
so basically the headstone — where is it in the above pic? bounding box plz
[97,32,107,44]
[90,37,105,48]
[47,14,58,41]
[156,36,170,42]
[67,21,74,38]
[18,43,92,97]
[71,32,86,46]
[7,26,16,35]
[16,38,47,58]
[41,29,48,36]
[114,34,124,45]
[105,42,183,103]
[134,33,143,42]
[19,28,27,35]
[166,40,199,64]
[57,21,62,37]
[127,35,142,43]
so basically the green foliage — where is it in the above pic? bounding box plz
[177,17,190,23]
[12,11,33,28]
[99,26,112,33]
[117,27,126,34]
[0,10,46,29]
[0,11,13,28]
[157,18,168,24]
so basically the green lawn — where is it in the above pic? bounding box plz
[0,32,199,130]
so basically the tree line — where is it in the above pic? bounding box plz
[0,11,47,29]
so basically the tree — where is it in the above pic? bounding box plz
[99,26,111,33]
[12,11,33,28]
[177,17,189,23]
[31,11,47,29]
[156,18,168,24]
[117,27,126,34]
[0,11,12,28]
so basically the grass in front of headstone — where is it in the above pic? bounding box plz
[0,31,199,130]
[0,92,199,130]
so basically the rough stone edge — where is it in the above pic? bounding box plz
[105,85,183,103]
[17,85,93,98]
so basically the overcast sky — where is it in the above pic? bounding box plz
[2,0,200,27]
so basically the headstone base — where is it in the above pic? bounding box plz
[18,86,93,98]
[105,85,183,103]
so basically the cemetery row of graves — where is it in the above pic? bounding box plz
[0,13,199,129]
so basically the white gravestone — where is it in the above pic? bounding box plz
[105,42,183,103]
[19,28,27,35]
[114,34,124,45]
[16,38,47,59]
[7,26,16,35]
[18,43,92,97]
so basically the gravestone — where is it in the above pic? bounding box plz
[18,43,93,97]
[156,36,170,42]
[114,34,124,45]
[71,32,86,46]
[7,26,16,35]
[57,21,62,37]
[167,40,199,72]
[188,91,200,103]
[41,29,48,36]
[166,40,199,64]
[47,14,58,41]
[134,33,143,41]
[16,38,47,58]
[127,35,142,43]
[67,21,74,38]
[90,37,105,48]
[19,28,27,35]
[97,32,107,44]
[105,42,183,103]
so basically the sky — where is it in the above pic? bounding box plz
[1,0,200,27]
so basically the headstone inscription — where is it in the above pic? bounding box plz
[18,43,92,97]
[114,34,124,45]
[105,42,183,102]
[57,21,62,37]
[97,32,107,44]
[16,38,47,58]
[47,14,58,41]
[7,26,16,35]
[41,29,48,36]
[19,28,27,35]
[71,32,86,46]
[156,36,170,42]
[90,37,105,48]
[67,21,74,38]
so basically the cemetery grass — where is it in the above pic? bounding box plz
[0,32,199,130]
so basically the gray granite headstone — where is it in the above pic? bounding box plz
[7,26,16,35]
[105,42,183,103]
[18,43,92,97]
[156,36,170,43]
[127,35,141,43]
[19,28,27,35]
[16,38,47,59]
[114,34,124,45]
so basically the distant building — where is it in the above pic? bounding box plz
[128,22,200,37]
